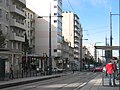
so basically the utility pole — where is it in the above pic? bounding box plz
[48,4,52,75]
[118,0,120,89]
[110,8,113,59]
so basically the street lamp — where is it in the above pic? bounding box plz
[80,38,88,71]
[110,5,120,88]
[94,42,104,62]
[119,0,120,89]
[110,8,120,58]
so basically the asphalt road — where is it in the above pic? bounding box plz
[2,72,99,90]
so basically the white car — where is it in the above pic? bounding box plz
[52,67,63,73]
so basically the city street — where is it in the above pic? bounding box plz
[1,72,99,90]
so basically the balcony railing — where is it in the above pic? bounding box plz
[18,0,26,5]
[10,19,26,30]
[10,5,26,18]
[10,33,25,42]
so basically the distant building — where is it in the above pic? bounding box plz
[28,0,63,68]
[62,11,82,70]
[25,8,35,54]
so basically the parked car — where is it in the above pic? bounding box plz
[92,66,103,72]
[85,64,94,69]
[52,67,63,73]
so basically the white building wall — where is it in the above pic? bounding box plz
[62,12,74,47]
[62,11,81,70]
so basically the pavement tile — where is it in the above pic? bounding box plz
[80,73,119,90]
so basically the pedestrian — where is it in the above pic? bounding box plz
[106,60,117,86]
[9,64,14,79]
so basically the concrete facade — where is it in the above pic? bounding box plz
[0,0,26,72]
[62,11,82,70]
[33,0,63,69]
[25,8,35,54]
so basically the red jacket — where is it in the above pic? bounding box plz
[106,63,116,74]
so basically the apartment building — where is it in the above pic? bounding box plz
[62,38,69,69]
[25,8,35,54]
[0,0,26,71]
[62,11,82,70]
[32,0,63,69]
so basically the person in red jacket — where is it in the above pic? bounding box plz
[106,60,117,86]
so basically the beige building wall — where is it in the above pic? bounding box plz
[34,14,60,57]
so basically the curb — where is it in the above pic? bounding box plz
[0,75,61,89]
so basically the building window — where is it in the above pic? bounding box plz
[28,31,29,37]
[4,26,8,35]
[54,20,57,23]
[28,13,29,19]
[54,13,57,15]
[16,42,18,49]
[28,22,30,28]
[0,9,2,18]
[6,0,9,6]
[54,49,57,52]
[6,11,9,20]
[31,14,32,19]
[25,11,26,16]
[12,42,14,49]
[5,40,8,48]
[0,24,1,30]
[54,6,57,8]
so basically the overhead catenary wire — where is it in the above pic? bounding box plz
[67,0,76,13]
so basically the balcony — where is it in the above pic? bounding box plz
[18,0,26,5]
[57,38,63,43]
[57,45,62,50]
[10,19,26,30]
[10,33,25,42]
[10,5,26,18]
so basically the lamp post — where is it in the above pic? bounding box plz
[80,38,88,71]
[110,8,120,59]
[118,0,120,90]
[109,5,120,88]
[94,42,103,62]
[48,9,52,75]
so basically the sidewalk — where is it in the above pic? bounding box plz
[80,73,119,90]
[0,74,63,89]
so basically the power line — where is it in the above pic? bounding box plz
[67,0,75,13]
[84,26,109,31]
[89,29,109,35]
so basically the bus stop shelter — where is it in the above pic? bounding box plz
[94,46,120,50]
[94,46,120,86]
